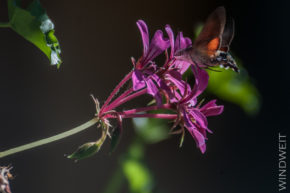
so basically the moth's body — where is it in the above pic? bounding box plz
[175,6,239,72]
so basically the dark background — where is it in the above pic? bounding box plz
[0,0,289,192]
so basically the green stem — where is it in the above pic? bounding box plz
[0,117,99,158]
[0,22,10,28]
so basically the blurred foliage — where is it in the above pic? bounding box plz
[110,124,123,154]
[133,118,169,144]
[3,0,62,67]
[103,141,154,193]
[206,60,261,115]
[103,118,170,193]
[122,142,154,193]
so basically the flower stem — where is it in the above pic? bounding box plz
[114,104,174,116]
[101,88,133,114]
[100,71,133,113]
[123,113,177,119]
[106,113,177,119]
[105,89,147,112]
[0,118,99,159]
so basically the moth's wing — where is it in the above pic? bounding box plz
[193,6,226,56]
[220,18,235,52]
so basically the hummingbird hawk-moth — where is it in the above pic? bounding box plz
[176,6,239,72]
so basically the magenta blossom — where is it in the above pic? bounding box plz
[135,20,170,70]
[176,66,223,153]
[97,20,226,155]
[132,20,171,104]
[131,22,223,153]
[165,25,192,74]
[132,23,194,105]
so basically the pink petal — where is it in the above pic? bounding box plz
[174,32,192,51]
[200,99,217,110]
[146,78,163,105]
[190,109,208,129]
[132,70,146,91]
[146,78,159,96]
[142,30,170,65]
[203,105,224,117]
[200,100,224,117]
[165,24,175,58]
[182,67,209,103]
[192,66,209,97]
[136,20,149,56]
[174,60,191,74]
[187,126,206,154]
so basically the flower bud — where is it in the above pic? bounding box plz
[67,142,100,161]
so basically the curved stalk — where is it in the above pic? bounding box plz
[105,89,147,112]
[0,118,99,159]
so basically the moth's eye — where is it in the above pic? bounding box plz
[219,52,227,58]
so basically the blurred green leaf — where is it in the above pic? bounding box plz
[206,60,261,115]
[6,0,62,67]
[133,118,169,144]
[123,160,153,193]
[122,143,154,193]
[110,126,123,153]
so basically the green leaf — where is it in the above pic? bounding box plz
[206,60,261,115]
[133,117,169,144]
[67,142,100,161]
[122,159,153,193]
[110,126,122,153]
[7,0,62,68]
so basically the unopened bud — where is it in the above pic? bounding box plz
[67,142,100,161]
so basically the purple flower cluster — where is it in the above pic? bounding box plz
[99,20,224,153]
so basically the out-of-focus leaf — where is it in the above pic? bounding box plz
[122,156,153,193]
[110,126,122,153]
[122,141,153,193]
[193,23,203,39]
[133,117,169,144]
[67,142,100,161]
[206,60,261,115]
[6,0,62,67]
